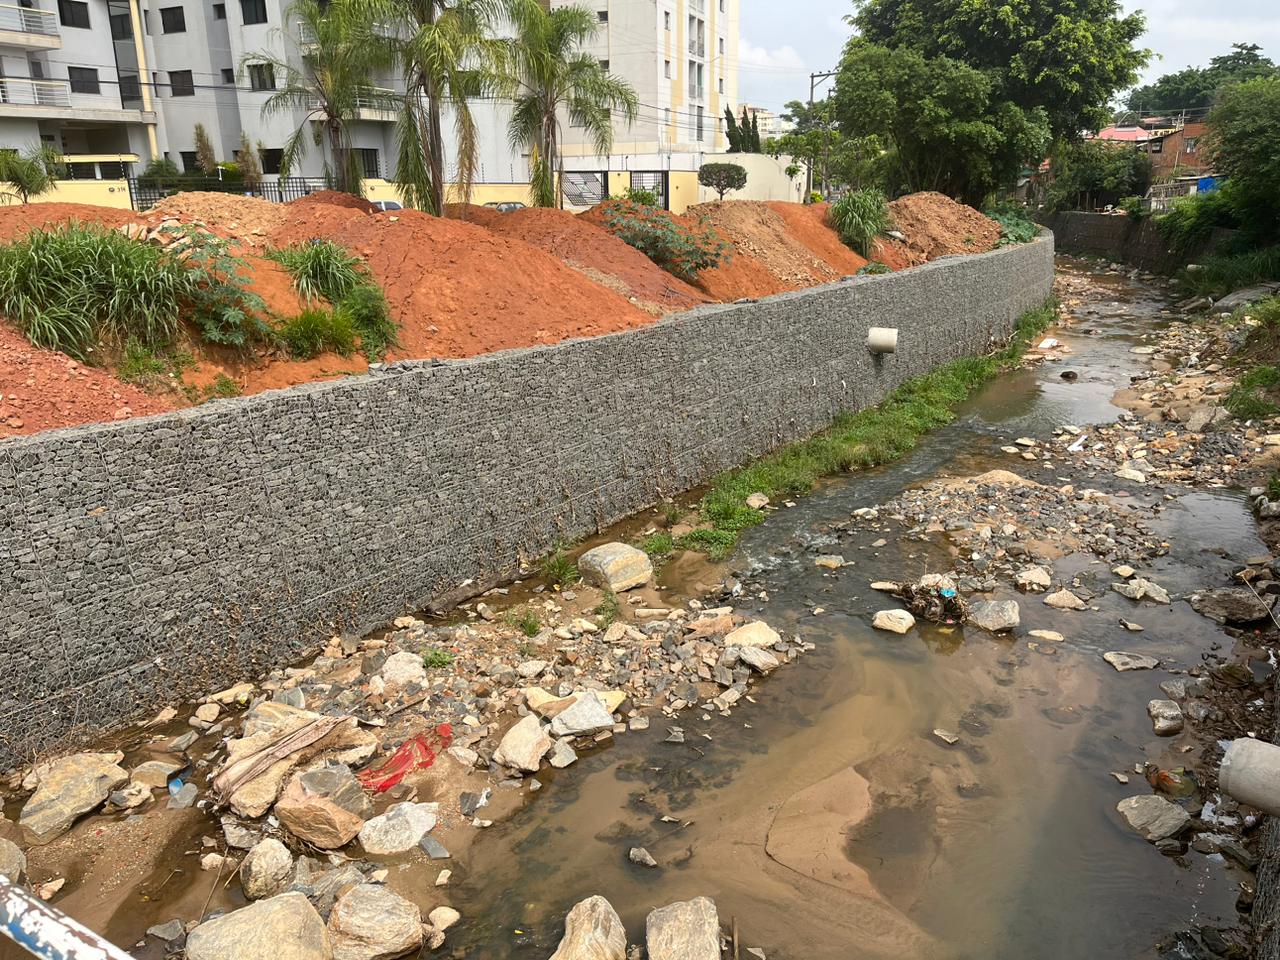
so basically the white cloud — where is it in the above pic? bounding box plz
[738,38,808,73]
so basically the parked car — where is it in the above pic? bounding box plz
[483,201,527,213]
[371,200,403,211]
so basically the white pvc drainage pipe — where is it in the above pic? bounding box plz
[0,878,135,960]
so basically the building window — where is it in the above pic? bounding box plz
[248,62,275,90]
[598,58,609,70]
[356,148,380,178]
[718,77,724,93]
[1185,137,1198,154]
[239,0,266,24]
[663,10,669,29]
[169,69,194,96]
[718,36,724,54]
[58,0,89,27]
[213,2,225,16]
[664,60,671,78]
[221,67,235,83]
[67,66,99,94]
[260,148,283,174]
[119,72,141,105]
[596,9,606,21]
[160,6,185,31]
[109,9,132,39]
[664,107,671,124]
[179,150,199,173]
[1149,140,1162,154]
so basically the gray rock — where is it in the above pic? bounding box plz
[380,652,427,687]
[737,646,780,673]
[1103,651,1159,672]
[517,659,549,678]
[146,919,187,946]
[871,609,915,634]
[186,893,331,960]
[723,621,780,648]
[358,802,439,855]
[969,600,1020,632]
[1160,679,1189,699]
[1147,699,1184,736]
[19,752,129,845]
[1113,578,1171,604]
[419,835,450,859]
[549,895,627,960]
[131,760,183,789]
[550,691,616,738]
[577,543,653,592]
[328,884,422,960]
[1190,587,1271,624]
[427,906,459,932]
[1014,566,1052,591]
[168,782,198,809]
[549,740,578,769]
[1116,795,1191,841]
[646,898,720,960]
[1212,282,1280,312]
[629,846,658,867]
[276,764,372,849]
[494,714,554,772]
[1043,589,1086,611]
[222,818,260,850]
[240,838,294,900]
[0,838,26,882]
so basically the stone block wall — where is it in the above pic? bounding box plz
[1037,211,1237,274]
[0,235,1054,768]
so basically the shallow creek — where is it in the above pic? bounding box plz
[2,260,1261,960]
[443,261,1257,959]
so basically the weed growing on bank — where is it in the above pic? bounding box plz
[266,241,366,304]
[540,546,581,588]
[681,301,1057,559]
[279,308,357,359]
[423,649,454,669]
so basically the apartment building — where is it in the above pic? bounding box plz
[551,0,740,161]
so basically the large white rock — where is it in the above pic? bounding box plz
[738,646,780,673]
[19,752,129,845]
[550,895,627,960]
[1103,651,1159,672]
[577,543,653,592]
[357,802,439,855]
[1015,566,1052,591]
[1117,795,1191,841]
[1147,699,1184,736]
[493,714,554,772]
[380,652,427,687]
[1043,589,1087,610]
[186,893,332,960]
[549,691,615,738]
[968,600,1020,633]
[723,621,780,648]
[328,884,423,960]
[872,609,915,634]
[240,838,294,900]
[646,898,720,960]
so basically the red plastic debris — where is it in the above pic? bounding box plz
[357,723,453,793]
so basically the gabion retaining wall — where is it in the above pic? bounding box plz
[0,234,1055,768]
[1036,211,1236,274]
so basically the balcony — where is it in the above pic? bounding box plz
[297,19,395,49]
[0,3,61,48]
[305,88,399,121]
[0,77,155,121]
[0,76,70,108]
[688,36,704,57]
[688,80,703,101]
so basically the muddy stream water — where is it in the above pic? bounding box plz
[443,261,1257,959]
[4,260,1261,960]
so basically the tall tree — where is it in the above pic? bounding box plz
[851,0,1149,141]
[749,111,761,152]
[0,144,63,204]
[1125,43,1278,114]
[724,105,743,152]
[252,0,394,194]
[505,2,637,208]
[1206,76,1280,244]
[362,0,509,213]
[194,123,218,174]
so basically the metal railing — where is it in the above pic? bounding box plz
[297,18,395,44]
[688,36,704,57]
[304,88,398,112]
[687,80,703,100]
[0,77,70,107]
[126,175,334,210]
[0,3,57,35]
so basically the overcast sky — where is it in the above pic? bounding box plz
[737,0,1280,113]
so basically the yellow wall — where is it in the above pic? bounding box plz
[2,179,133,209]
[607,172,631,198]
[367,179,536,208]
[669,171,700,214]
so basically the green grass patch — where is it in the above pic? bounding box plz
[539,545,581,588]
[278,308,357,360]
[1226,364,1280,419]
[423,648,454,669]
[339,284,398,361]
[265,241,366,304]
[594,590,621,627]
[680,302,1056,558]
[207,374,241,399]
[1179,247,1280,301]
[638,531,675,564]
[507,610,542,637]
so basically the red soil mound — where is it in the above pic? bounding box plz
[0,325,173,439]
[887,192,1001,262]
[471,206,708,316]
[0,203,140,241]
[766,202,870,276]
[270,205,656,358]
[290,190,380,214]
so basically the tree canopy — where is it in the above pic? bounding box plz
[1045,139,1151,212]
[851,0,1150,142]
[1205,76,1280,244]
[1124,44,1278,115]
[698,161,748,200]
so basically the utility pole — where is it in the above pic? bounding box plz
[805,70,838,199]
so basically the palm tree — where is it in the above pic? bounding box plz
[506,3,637,208]
[359,0,510,214]
[248,0,396,195]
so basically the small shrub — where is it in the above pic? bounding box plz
[829,189,892,257]
[0,223,190,357]
[594,590,621,627]
[540,546,581,588]
[621,186,660,207]
[206,374,242,398]
[117,338,169,387]
[339,284,398,360]
[1157,187,1241,255]
[423,648,454,669]
[984,201,1039,245]
[278,308,357,359]
[857,261,892,276]
[597,199,729,281]
[698,162,748,200]
[1117,196,1149,221]
[808,191,824,204]
[266,241,365,304]
[161,225,271,349]
[507,610,542,638]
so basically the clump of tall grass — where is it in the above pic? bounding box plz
[1180,247,1280,300]
[0,223,190,357]
[338,284,397,361]
[829,189,893,257]
[278,307,357,359]
[265,240,366,304]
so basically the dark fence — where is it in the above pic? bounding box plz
[125,177,334,211]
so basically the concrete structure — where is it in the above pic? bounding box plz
[744,103,790,139]
[1144,121,1211,182]
[1037,210,1236,274]
[0,234,1054,768]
